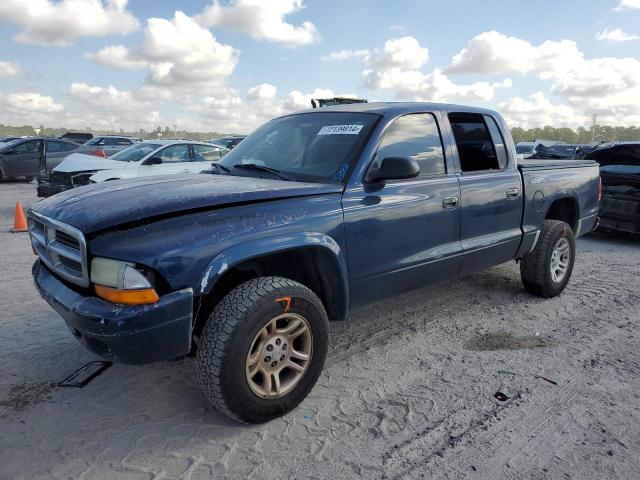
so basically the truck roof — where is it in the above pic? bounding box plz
[291,101,502,118]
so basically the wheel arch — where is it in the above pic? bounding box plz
[197,233,349,327]
[544,195,580,233]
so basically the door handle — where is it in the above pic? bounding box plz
[506,187,520,199]
[442,196,460,209]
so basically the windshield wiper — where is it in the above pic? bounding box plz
[232,163,294,181]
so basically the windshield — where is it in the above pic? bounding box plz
[516,144,534,154]
[110,143,161,162]
[218,112,379,183]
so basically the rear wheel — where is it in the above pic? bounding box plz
[196,276,328,423]
[520,219,576,298]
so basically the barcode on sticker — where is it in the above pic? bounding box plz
[317,125,364,135]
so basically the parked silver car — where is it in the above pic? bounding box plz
[73,135,142,158]
[0,138,81,180]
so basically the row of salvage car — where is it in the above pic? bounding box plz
[0,135,244,197]
[518,140,640,235]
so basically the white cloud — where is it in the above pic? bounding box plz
[197,0,320,46]
[363,67,509,103]
[321,49,369,62]
[0,61,21,78]
[3,92,63,113]
[614,0,640,10]
[499,92,588,129]
[0,0,139,47]
[86,45,148,70]
[445,30,581,75]
[283,88,336,110]
[445,30,640,127]
[194,85,341,132]
[365,36,429,70]
[88,11,239,92]
[360,36,509,103]
[67,82,160,130]
[0,92,64,126]
[595,28,639,42]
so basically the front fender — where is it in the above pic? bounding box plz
[199,231,350,320]
[90,169,133,183]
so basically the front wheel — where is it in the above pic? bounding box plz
[520,219,576,298]
[196,277,329,423]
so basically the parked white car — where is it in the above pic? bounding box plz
[40,140,229,196]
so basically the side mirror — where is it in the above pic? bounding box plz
[145,157,162,165]
[366,156,420,183]
[3,149,16,155]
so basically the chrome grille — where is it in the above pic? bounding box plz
[28,211,89,287]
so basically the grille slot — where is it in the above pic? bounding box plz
[28,212,89,287]
[55,230,80,249]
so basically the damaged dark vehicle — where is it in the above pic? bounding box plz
[586,142,640,234]
[28,103,600,423]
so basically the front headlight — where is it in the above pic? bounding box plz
[91,257,159,304]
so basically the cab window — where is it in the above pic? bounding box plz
[372,113,446,178]
[448,112,506,172]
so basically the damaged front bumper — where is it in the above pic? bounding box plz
[33,259,194,364]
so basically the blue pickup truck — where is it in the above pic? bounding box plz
[28,103,600,423]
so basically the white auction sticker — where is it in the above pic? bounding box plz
[317,124,364,135]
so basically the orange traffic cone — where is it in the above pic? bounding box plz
[10,202,28,233]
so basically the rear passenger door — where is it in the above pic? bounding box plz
[446,113,523,275]
[343,112,463,305]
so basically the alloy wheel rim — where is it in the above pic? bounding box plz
[245,313,313,399]
[550,237,571,283]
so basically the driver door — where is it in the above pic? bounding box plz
[4,139,42,177]
[138,144,193,177]
[342,113,463,305]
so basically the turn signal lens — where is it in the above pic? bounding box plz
[94,285,159,305]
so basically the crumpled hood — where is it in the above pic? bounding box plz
[31,174,343,234]
[53,153,132,173]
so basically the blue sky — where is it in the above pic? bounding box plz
[1,0,640,132]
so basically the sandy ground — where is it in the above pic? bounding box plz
[0,181,639,480]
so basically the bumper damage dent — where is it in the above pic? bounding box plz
[33,259,194,364]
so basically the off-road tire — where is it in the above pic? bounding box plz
[520,219,576,298]
[196,276,329,424]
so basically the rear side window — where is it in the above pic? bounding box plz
[449,113,502,172]
[157,144,190,163]
[47,140,76,152]
[372,113,446,178]
[193,144,228,161]
[484,115,508,169]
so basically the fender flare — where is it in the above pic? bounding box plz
[198,232,350,321]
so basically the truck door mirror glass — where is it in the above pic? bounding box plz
[367,156,420,183]
[146,157,162,165]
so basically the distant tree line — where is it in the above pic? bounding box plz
[0,124,242,141]
[511,125,640,144]
[4,123,640,145]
